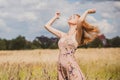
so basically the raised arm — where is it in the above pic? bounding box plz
[79,9,96,23]
[44,12,65,38]
[77,9,99,32]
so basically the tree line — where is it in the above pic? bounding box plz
[0,35,119,50]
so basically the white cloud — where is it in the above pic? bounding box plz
[54,16,68,28]
[97,19,115,34]
[114,1,120,9]
[85,15,115,36]
[87,15,97,23]
[0,19,6,26]
[86,15,115,36]
[0,19,11,33]
[17,12,37,22]
[35,2,48,10]
[101,13,113,19]
[0,0,119,40]
[20,0,38,5]
[0,0,8,6]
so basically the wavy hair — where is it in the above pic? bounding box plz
[75,14,100,46]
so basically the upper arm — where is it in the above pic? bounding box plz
[45,25,65,38]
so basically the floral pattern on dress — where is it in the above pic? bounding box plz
[57,37,85,80]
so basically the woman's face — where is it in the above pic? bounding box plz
[68,14,80,25]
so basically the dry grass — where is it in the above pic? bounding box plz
[0,48,120,80]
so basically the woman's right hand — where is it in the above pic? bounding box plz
[54,11,60,19]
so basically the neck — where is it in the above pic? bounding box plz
[67,25,77,35]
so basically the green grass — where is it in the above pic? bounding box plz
[0,62,119,80]
[0,63,57,80]
[0,48,120,80]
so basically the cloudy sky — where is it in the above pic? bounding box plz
[0,0,120,41]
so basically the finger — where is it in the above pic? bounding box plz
[56,11,60,13]
[56,12,60,15]
[56,12,60,14]
[92,8,96,12]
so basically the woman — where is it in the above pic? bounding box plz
[44,9,99,80]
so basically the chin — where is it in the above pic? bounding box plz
[68,21,76,25]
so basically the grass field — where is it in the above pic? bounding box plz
[0,48,120,80]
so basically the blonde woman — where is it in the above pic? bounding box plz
[44,9,99,80]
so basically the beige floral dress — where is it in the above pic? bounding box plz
[57,35,85,80]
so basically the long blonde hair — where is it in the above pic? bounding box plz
[75,14,100,46]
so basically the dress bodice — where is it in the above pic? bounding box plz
[58,34,78,55]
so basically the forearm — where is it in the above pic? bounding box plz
[45,16,57,27]
[44,12,64,38]
[80,9,96,23]
[79,11,88,22]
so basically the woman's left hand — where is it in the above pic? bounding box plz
[87,9,96,14]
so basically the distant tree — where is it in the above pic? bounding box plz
[0,35,120,50]
[36,36,58,49]
[88,38,103,48]
[9,35,26,50]
[4,39,10,50]
[36,36,50,49]
[25,41,34,49]
[111,36,120,47]
[105,39,111,47]
[0,39,7,50]
[49,37,58,49]
[32,39,41,49]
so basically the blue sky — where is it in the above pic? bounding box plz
[0,0,120,41]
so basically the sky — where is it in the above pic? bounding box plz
[0,0,120,41]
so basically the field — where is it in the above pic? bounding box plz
[0,48,120,80]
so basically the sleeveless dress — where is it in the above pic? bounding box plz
[57,34,85,80]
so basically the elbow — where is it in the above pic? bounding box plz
[44,25,51,30]
[44,25,47,28]
[44,25,49,28]
[44,25,48,30]
[44,25,47,29]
